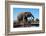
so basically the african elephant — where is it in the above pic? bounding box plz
[17,12,34,23]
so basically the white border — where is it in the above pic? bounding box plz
[10,5,42,32]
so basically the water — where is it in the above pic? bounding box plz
[13,23,39,28]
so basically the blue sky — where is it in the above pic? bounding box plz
[13,8,39,21]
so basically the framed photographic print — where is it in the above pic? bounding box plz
[5,1,45,35]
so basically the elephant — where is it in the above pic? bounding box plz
[17,12,34,23]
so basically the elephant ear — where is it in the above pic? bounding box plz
[26,12,32,17]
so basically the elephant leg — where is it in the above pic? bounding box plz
[24,16,27,22]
